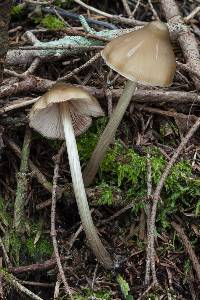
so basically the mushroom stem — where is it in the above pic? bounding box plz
[59,102,113,270]
[83,80,137,186]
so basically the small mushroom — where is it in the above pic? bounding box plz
[29,83,113,269]
[83,21,176,186]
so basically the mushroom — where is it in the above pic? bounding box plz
[83,21,176,186]
[29,83,113,269]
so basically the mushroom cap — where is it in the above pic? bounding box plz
[29,83,104,139]
[101,21,176,87]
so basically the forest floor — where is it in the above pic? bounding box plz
[0,0,200,299]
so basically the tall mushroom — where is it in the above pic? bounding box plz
[83,21,176,186]
[29,83,113,269]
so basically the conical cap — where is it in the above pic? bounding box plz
[101,21,176,87]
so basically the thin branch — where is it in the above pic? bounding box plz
[54,276,61,300]
[1,77,200,113]
[0,97,40,115]
[145,151,152,284]
[171,221,200,282]
[19,281,54,288]
[101,200,140,224]
[23,58,41,76]
[58,52,101,81]
[121,0,132,17]
[148,0,160,20]
[61,28,110,42]
[146,116,200,285]
[160,0,200,89]
[14,127,32,231]
[50,144,73,299]
[0,269,43,300]
[177,61,200,80]
[0,258,4,300]
[131,0,141,17]
[19,45,103,51]
[0,237,11,267]
[136,105,198,122]
[9,258,58,275]
[184,6,200,23]
[74,0,146,26]
[5,137,53,193]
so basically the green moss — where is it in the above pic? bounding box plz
[24,222,53,261]
[0,197,12,227]
[11,4,25,17]
[77,117,108,162]
[26,236,53,261]
[41,14,66,30]
[97,182,113,206]
[77,120,199,229]
[3,231,21,265]
[2,221,53,265]
[183,258,191,284]
[117,275,130,297]
[73,288,112,300]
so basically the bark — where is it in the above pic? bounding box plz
[160,0,200,89]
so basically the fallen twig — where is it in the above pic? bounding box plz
[58,52,101,81]
[5,27,132,67]
[184,6,200,23]
[50,144,73,299]
[121,0,132,17]
[1,77,200,113]
[74,0,146,26]
[145,151,153,284]
[0,269,43,300]
[8,258,59,275]
[171,221,200,282]
[161,0,200,88]
[5,137,53,193]
[135,105,198,122]
[146,116,200,284]
[14,127,31,231]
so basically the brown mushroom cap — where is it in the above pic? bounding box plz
[101,21,176,87]
[29,83,104,139]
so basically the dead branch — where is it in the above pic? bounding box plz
[50,144,73,299]
[184,6,200,23]
[5,137,125,208]
[121,0,132,17]
[145,151,153,284]
[9,258,58,275]
[0,269,43,300]
[160,0,200,88]
[135,105,198,122]
[14,127,32,231]
[146,116,200,285]
[5,137,53,193]
[74,0,146,26]
[1,77,200,114]
[58,52,101,81]
[171,221,200,282]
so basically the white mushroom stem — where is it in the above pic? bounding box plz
[59,102,113,270]
[83,80,137,186]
